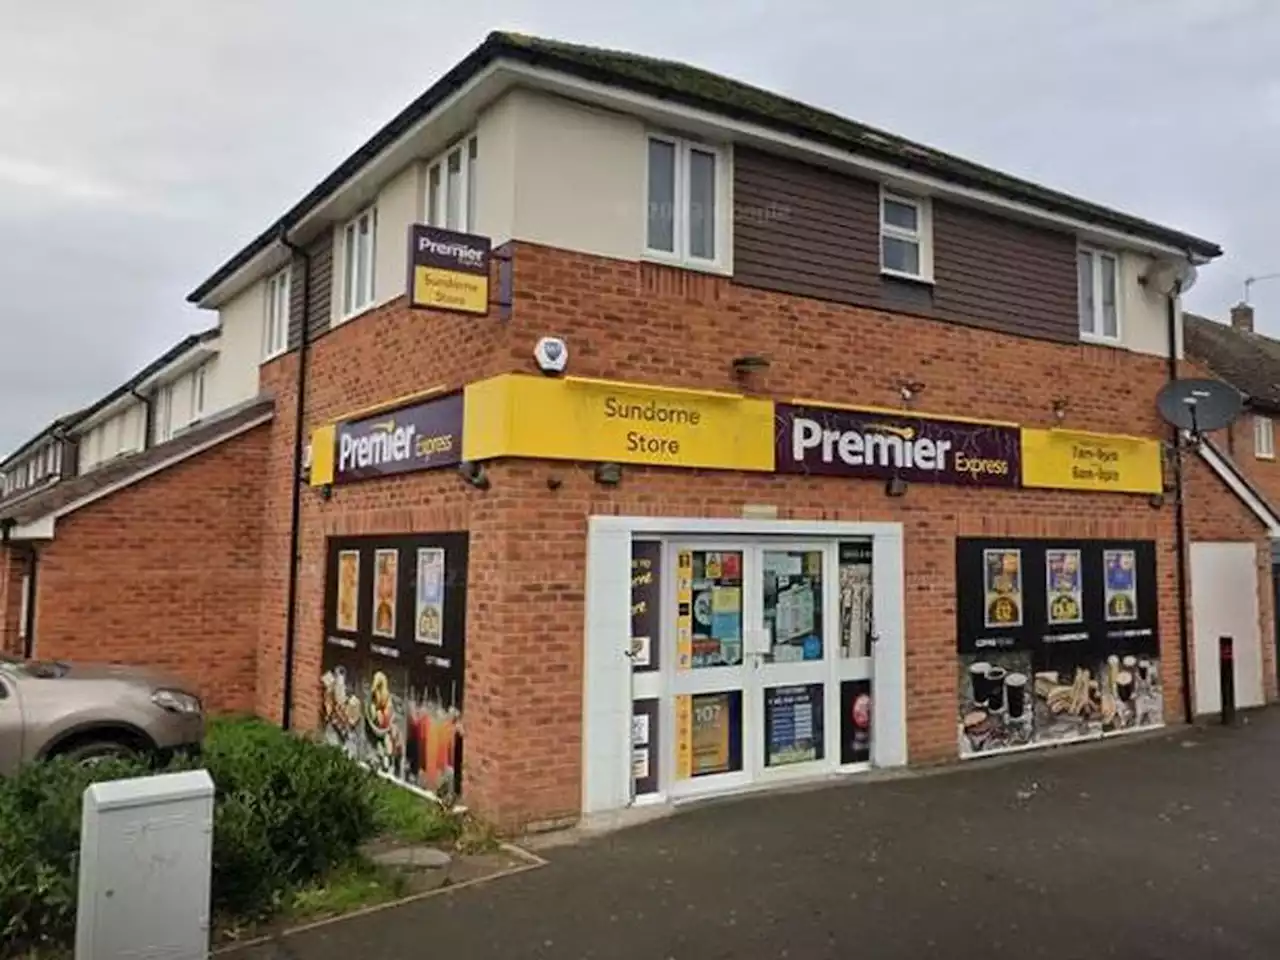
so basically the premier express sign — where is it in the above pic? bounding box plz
[407,224,490,315]
[310,392,463,486]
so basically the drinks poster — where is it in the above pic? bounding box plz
[956,538,1160,760]
[321,533,469,800]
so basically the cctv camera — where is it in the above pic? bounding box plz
[534,336,568,375]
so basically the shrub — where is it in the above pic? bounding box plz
[0,718,381,957]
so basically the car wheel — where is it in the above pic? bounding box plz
[58,739,137,767]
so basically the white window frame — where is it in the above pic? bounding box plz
[191,364,208,423]
[156,382,175,444]
[263,267,291,360]
[643,133,730,272]
[1255,415,1275,460]
[424,136,478,234]
[1078,246,1122,343]
[879,188,934,283]
[340,206,378,321]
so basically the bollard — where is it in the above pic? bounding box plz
[1219,635,1236,727]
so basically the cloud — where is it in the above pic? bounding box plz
[0,155,131,205]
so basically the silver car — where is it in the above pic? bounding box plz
[0,654,204,775]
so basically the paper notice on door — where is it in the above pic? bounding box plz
[776,584,816,640]
[711,587,742,640]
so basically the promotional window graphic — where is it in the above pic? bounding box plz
[321,533,469,800]
[764,684,825,767]
[632,698,660,796]
[956,538,1161,760]
[839,679,873,765]
[310,391,464,486]
[775,403,1021,486]
[630,541,662,672]
[839,541,874,660]
[676,690,743,779]
[407,224,491,315]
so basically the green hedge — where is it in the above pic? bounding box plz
[0,717,380,956]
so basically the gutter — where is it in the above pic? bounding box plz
[279,233,310,732]
[22,544,37,660]
[1166,284,1194,725]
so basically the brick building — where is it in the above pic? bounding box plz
[8,32,1263,828]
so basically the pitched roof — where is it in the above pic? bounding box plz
[187,31,1220,304]
[1183,312,1280,415]
[0,396,273,528]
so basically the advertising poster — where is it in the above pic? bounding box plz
[630,541,662,672]
[322,534,469,799]
[676,551,694,670]
[677,691,743,779]
[688,551,743,668]
[983,548,1024,628]
[762,549,824,663]
[414,548,445,645]
[632,698,659,795]
[372,549,398,638]
[839,542,874,660]
[1045,549,1083,625]
[764,684,825,767]
[839,679,873,765]
[956,539,1160,760]
[336,550,360,632]
[1104,549,1138,622]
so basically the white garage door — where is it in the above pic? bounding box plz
[1189,541,1264,715]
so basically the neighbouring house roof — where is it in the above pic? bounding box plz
[0,396,274,529]
[1183,312,1280,416]
[1196,436,1280,536]
[0,328,220,472]
[187,31,1221,305]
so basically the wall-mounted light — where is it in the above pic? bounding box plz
[885,475,908,498]
[546,475,564,491]
[458,461,490,490]
[897,380,926,405]
[732,355,770,376]
[318,483,333,502]
[1147,493,1166,510]
[594,462,623,486]
[1052,398,1068,423]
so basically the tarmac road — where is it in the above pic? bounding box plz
[231,713,1280,960]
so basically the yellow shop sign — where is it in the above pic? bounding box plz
[1020,428,1163,495]
[462,374,775,471]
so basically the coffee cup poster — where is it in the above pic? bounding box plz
[956,538,1161,758]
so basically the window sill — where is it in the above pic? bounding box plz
[1080,332,1124,347]
[640,251,732,278]
[261,347,288,365]
[880,268,934,286]
[1255,453,1275,462]
[334,291,402,328]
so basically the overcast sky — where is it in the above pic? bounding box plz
[2,0,1278,452]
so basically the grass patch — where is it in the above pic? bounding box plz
[287,860,409,921]
[372,779,461,845]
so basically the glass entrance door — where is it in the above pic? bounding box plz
[665,541,855,798]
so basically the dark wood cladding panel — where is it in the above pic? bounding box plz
[932,201,1078,343]
[734,148,881,305]
[733,147,1080,344]
[287,227,335,350]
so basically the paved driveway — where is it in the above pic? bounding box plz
[234,714,1280,960]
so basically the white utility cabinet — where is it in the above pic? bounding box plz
[76,769,215,960]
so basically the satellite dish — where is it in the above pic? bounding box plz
[1142,258,1198,296]
[1156,378,1243,434]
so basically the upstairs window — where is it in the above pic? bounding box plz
[156,383,175,444]
[645,135,724,267]
[1255,415,1275,460]
[426,137,478,233]
[191,363,208,422]
[341,207,377,318]
[1079,248,1120,341]
[880,190,933,281]
[263,267,291,360]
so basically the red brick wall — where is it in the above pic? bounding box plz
[31,425,269,712]
[257,242,1273,828]
[0,546,26,656]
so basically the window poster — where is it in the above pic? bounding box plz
[414,548,445,645]
[1045,549,1083,625]
[763,549,823,663]
[322,534,469,800]
[372,549,399,638]
[764,684,824,767]
[687,550,743,669]
[632,698,659,795]
[630,541,662,672]
[956,539,1160,760]
[676,550,694,670]
[676,690,742,779]
[1104,549,1138,622]
[983,548,1024,628]
[838,679,873,765]
[839,541,873,660]
[336,550,360,632]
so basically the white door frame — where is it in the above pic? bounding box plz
[582,516,906,816]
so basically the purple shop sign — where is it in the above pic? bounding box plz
[775,403,1021,487]
[334,392,464,484]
